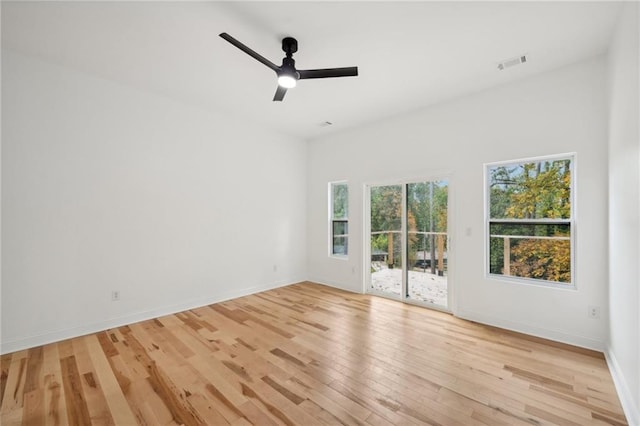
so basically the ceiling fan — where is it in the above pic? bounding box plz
[219,32,359,102]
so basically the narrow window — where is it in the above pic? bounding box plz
[330,182,348,257]
[486,154,574,287]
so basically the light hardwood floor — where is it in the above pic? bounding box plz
[1,282,627,425]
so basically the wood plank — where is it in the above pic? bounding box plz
[42,344,69,426]
[1,350,28,424]
[72,337,116,425]
[0,353,12,404]
[120,329,204,426]
[85,334,138,425]
[22,347,45,425]
[59,355,92,425]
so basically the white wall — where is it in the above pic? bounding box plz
[308,57,609,350]
[606,2,640,424]
[1,50,307,354]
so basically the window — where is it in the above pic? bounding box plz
[486,154,574,287]
[330,182,348,257]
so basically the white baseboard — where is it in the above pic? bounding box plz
[307,276,364,294]
[0,278,301,355]
[456,308,605,351]
[605,347,640,425]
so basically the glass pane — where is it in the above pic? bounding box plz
[332,236,348,256]
[488,158,571,220]
[370,185,403,297]
[332,183,348,219]
[489,233,571,284]
[332,221,348,236]
[407,181,448,307]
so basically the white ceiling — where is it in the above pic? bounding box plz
[2,1,622,140]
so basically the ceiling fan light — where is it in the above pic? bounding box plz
[278,74,297,88]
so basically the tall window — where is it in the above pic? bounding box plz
[486,154,574,287]
[330,182,348,257]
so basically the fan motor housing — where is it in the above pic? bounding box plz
[282,37,298,55]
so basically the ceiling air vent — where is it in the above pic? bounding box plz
[497,55,527,70]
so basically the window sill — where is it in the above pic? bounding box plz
[487,274,576,290]
[330,254,349,261]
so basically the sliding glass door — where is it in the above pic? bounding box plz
[406,181,449,307]
[367,179,450,310]
[369,185,403,298]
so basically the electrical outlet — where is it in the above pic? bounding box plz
[111,291,120,301]
[588,305,600,319]
[273,265,278,272]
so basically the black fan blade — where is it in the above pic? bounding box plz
[298,67,358,79]
[219,33,280,72]
[273,85,287,102]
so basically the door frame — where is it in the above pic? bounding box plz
[363,174,454,313]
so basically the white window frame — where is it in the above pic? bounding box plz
[329,181,349,258]
[484,153,576,289]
